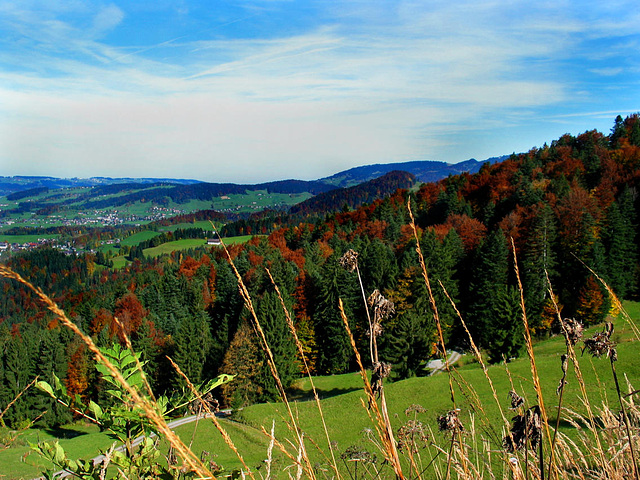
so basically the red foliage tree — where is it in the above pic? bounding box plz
[111,292,147,341]
[443,214,487,251]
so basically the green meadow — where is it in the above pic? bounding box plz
[2,304,638,479]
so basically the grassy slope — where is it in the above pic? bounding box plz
[2,306,638,479]
[239,309,640,473]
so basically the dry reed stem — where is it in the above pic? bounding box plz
[573,255,640,342]
[0,264,214,479]
[351,262,401,479]
[407,200,456,407]
[408,199,469,480]
[167,356,256,480]
[338,299,404,479]
[266,268,341,480]
[0,375,38,425]
[260,425,299,465]
[544,270,611,478]
[210,225,316,480]
[510,239,555,479]
[112,315,157,403]
[438,280,513,436]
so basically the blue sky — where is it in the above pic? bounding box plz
[0,1,638,183]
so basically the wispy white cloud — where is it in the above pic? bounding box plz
[1,0,638,181]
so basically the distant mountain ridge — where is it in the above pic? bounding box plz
[0,157,507,213]
[290,170,417,215]
[0,176,201,197]
[319,156,507,188]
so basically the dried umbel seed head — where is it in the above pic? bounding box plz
[437,409,464,433]
[560,317,584,346]
[397,420,429,453]
[340,445,377,464]
[368,289,395,324]
[508,390,525,410]
[503,405,542,453]
[339,249,359,272]
[583,322,616,359]
[405,404,427,416]
[370,361,392,401]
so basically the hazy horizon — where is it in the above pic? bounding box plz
[1,1,638,183]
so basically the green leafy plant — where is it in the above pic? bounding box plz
[33,344,233,479]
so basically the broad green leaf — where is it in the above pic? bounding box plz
[53,442,65,464]
[35,380,55,398]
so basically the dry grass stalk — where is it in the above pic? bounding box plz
[211,227,316,480]
[510,239,555,479]
[407,200,456,407]
[167,356,256,480]
[408,199,469,479]
[112,315,157,403]
[266,268,341,480]
[0,264,214,479]
[438,280,513,437]
[0,375,38,426]
[574,255,640,342]
[544,270,611,478]
[338,299,404,479]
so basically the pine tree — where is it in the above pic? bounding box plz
[485,286,524,363]
[172,311,212,386]
[34,328,72,427]
[602,189,637,298]
[522,203,557,333]
[467,230,509,350]
[313,257,356,374]
[254,290,298,400]
[2,329,35,427]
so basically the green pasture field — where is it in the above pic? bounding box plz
[143,239,214,257]
[119,231,162,246]
[238,311,640,475]
[158,220,219,232]
[111,255,128,269]
[143,236,256,258]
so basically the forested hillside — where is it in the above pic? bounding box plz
[1,114,640,429]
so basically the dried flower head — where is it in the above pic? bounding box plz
[405,404,427,416]
[437,409,464,433]
[188,392,218,415]
[582,322,616,360]
[560,317,584,346]
[397,420,429,453]
[508,390,525,410]
[367,289,395,326]
[339,249,359,272]
[370,361,392,401]
[340,445,377,464]
[503,405,542,452]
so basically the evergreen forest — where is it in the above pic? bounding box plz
[2,114,640,430]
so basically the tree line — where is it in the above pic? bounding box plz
[1,114,640,429]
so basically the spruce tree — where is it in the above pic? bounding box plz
[467,230,509,351]
[602,189,637,299]
[254,290,298,401]
[522,203,557,333]
[172,311,212,386]
[313,256,356,374]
